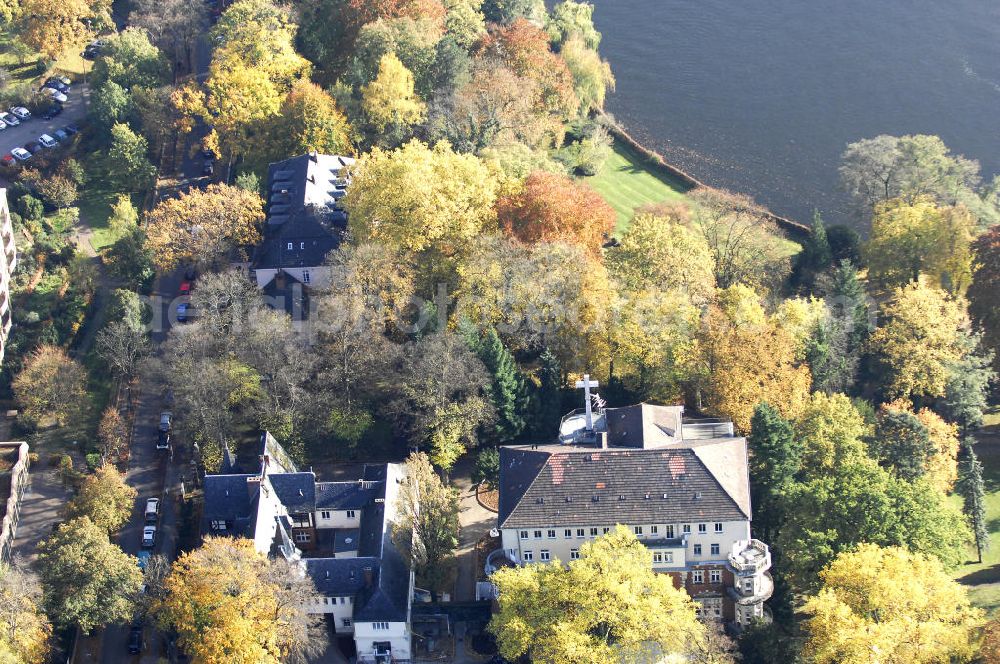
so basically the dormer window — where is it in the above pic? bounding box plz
[287,242,293,250]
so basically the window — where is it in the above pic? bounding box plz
[634,526,643,535]
[520,530,529,539]
[602,527,610,534]
[698,523,707,533]
[346,510,356,519]
[210,520,227,531]
[372,622,390,631]
[340,597,346,604]
[710,570,722,583]
[682,524,691,534]
[287,242,294,250]
[342,619,352,628]
[744,578,754,592]
[693,544,702,555]
[540,550,550,561]
[523,550,533,561]
[692,570,704,583]
[294,532,311,543]
[651,525,658,534]
[570,549,579,560]
[590,527,598,536]
[653,552,663,563]
[711,543,720,555]
[320,511,330,519]
[547,529,556,539]
[714,522,723,533]
[665,525,675,538]
[534,530,543,539]
[303,270,310,284]
[576,528,585,538]
[299,242,305,249]
[323,597,329,605]
[564,529,573,538]
[664,552,673,563]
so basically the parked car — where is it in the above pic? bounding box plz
[176,302,189,323]
[24,141,42,154]
[0,155,15,167]
[0,122,6,131]
[136,550,151,571]
[63,123,79,135]
[44,77,70,93]
[142,525,156,548]
[144,498,160,522]
[39,105,62,120]
[53,128,69,141]
[10,107,30,120]
[179,280,192,295]
[41,87,68,103]
[11,148,31,162]
[127,624,142,654]
[159,411,172,432]
[38,134,57,148]
[156,430,170,451]
[0,112,19,127]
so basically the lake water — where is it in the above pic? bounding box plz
[591,0,1000,227]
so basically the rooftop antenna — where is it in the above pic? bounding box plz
[575,374,600,431]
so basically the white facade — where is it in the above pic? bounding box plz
[355,621,412,663]
[0,190,17,366]
[253,265,332,290]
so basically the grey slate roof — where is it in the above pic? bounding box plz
[305,557,377,596]
[268,472,317,513]
[201,474,256,535]
[315,481,378,509]
[498,444,749,529]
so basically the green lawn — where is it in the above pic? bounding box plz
[954,407,1000,616]
[585,142,691,234]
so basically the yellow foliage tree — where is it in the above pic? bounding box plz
[19,0,92,58]
[345,139,497,254]
[203,63,283,162]
[868,279,967,400]
[155,538,323,664]
[885,398,960,493]
[802,543,982,664]
[865,196,975,293]
[489,526,705,664]
[0,563,51,664]
[699,285,812,432]
[144,183,264,271]
[793,391,870,475]
[12,345,87,427]
[65,465,137,533]
[361,52,427,132]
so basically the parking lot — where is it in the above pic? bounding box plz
[0,84,89,158]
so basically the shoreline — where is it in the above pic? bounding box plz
[596,111,811,239]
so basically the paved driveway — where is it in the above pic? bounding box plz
[453,455,497,602]
[0,85,89,158]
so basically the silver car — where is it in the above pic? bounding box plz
[0,112,19,127]
[38,134,57,148]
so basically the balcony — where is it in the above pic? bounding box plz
[727,539,771,576]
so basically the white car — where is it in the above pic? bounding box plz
[11,148,31,161]
[142,525,156,548]
[0,112,19,127]
[42,87,67,103]
[10,107,31,120]
[38,134,57,148]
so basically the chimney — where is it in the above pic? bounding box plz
[363,566,374,588]
[310,151,318,163]
[597,431,608,449]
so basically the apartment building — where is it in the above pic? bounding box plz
[0,190,17,366]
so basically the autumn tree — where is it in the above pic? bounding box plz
[13,345,88,427]
[791,391,869,477]
[36,518,143,631]
[802,544,982,663]
[698,285,811,432]
[344,140,497,254]
[490,526,705,663]
[154,538,325,664]
[98,406,129,465]
[560,36,614,114]
[546,0,601,49]
[868,279,967,401]
[144,183,264,270]
[361,52,426,136]
[65,466,137,533]
[497,171,615,255]
[130,0,207,73]
[865,196,974,292]
[392,452,460,594]
[96,319,150,378]
[0,560,51,664]
[268,80,353,160]
[968,225,1000,373]
[18,0,92,58]
[685,189,789,291]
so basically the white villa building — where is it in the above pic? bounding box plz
[201,434,413,663]
[497,382,772,628]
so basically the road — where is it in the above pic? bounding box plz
[0,85,89,157]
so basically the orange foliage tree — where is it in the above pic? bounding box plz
[497,171,615,254]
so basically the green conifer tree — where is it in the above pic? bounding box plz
[957,437,989,563]
[748,403,801,543]
[527,348,563,440]
[476,328,527,443]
